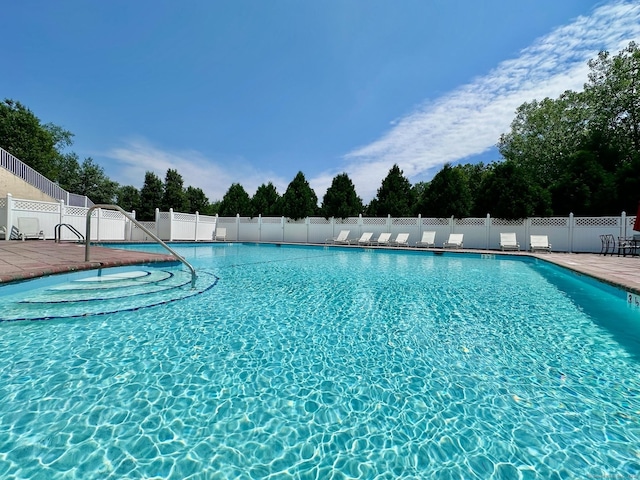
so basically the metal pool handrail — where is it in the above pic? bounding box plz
[84,204,197,288]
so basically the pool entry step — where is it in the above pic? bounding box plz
[0,268,218,322]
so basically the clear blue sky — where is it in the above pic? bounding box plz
[3,0,640,203]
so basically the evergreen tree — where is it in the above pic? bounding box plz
[321,173,363,219]
[370,164,414,217]
[280,172,318,220]
[138,171,164,220]
[162,168,188,211]
[117,185,141,213]
[419,164,471,218]
[219,183,252,216]
[185,186,210,214]
[251,182,281,217]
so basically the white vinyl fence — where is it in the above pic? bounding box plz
[1,194,637,253]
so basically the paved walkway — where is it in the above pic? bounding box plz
[0,240,176,283]
[0,240,637,295]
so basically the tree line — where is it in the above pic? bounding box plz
[1,42,639,220]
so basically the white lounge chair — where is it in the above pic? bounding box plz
[351,232,373,245]
[416,231,436,248]
[214,227,227,241]
[17,217,44,240]
[326,230,350,244]
[391,233,410,247]
[530,235,551,252]
[443,233,463,249]
[373,232,392,246]
[499,232,520,251]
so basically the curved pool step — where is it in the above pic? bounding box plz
[0,268,218,322]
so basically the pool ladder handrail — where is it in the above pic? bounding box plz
[55,223,85,243]
[84,204,197,288]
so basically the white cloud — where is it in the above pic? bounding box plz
[317,0,640,201]
[105,138,289,202]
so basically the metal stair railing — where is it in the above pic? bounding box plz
[85,204,197,288]
[55,223,85,243]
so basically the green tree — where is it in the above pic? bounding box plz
[585,41,640,157]
[117,185,141,213]
[369,164,414,217]
[0,99,73,179]
[280,172,318,220]
[185,186,210,214]
[55,152,82,193]
[162,169,188,212]
[321,173,363,219]
[219,183,252,216]
[475,162,551,219]
[138,171,164,220]
[498,92,590,189]
[76,157,119,204]
[251,182,281,217]
[418,164,471,218]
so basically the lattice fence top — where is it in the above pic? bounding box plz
[218,217,238,224]
[0,199,5,208]
[173,213,196,222]
[102,210,125,219]
[133,222,156,229]
[310,217,331,224]
[574,217,619,227]
[240,217,258,224]
[334,218,357,225]
[65,206,90,216]
[421,218,449,226]
[158,212,171,220]
[14,200,60,212]
[490,218,525,226]
[261,217,282,224]
[363,217,387,225]
[531,217,569,227]
[199,215,217,223]
[286,218,306,224]
[392,218,418,226]
[456,217,485,226]
[627,216,638,227]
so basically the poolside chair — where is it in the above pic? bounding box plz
[391,233,410,247]
[350,232,373,246]
[443,233,463,249]
[17,217,44,241]
[416,231,436,248]
[499,233,520,251]
[530,235,551,252]
[326,230,350,244]
[372,232,392,246]
[214,227,227,241]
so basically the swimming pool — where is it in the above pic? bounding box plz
[0,243,639,478]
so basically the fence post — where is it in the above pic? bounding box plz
[306,216,310,244]
[568,213,574,253]
[258,214,262,242]
[450,216,455,234]
[621,211,627,238]
[486,214,491,249]
[387,214,391,232]
[281,216,285,242]
[195,211,200,241]
[155,209,160,238]
[58,200,65,234]
[5,194,13,241]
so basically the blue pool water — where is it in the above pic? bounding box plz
[0,244,639,479]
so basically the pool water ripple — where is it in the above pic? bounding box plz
[0,244,639,478]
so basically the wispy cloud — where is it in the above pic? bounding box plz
[105,138,289,202]
[316,0,640,201]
